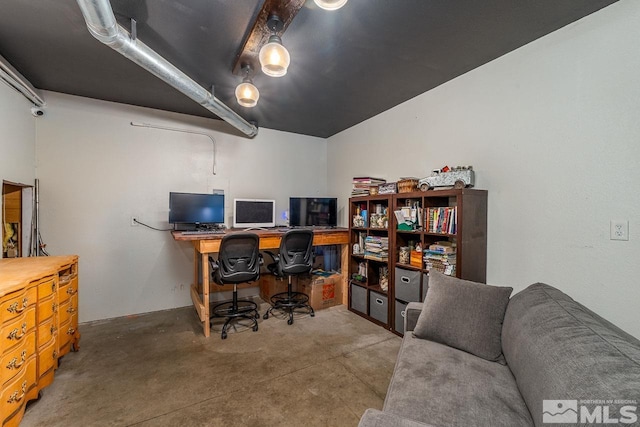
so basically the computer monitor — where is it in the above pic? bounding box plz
[289,197,337,227]
[169,192,224,228]
[233,199,276,228]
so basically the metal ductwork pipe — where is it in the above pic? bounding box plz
[76,0,258,138]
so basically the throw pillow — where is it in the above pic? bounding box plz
[413,271,513,363]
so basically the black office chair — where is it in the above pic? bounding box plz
[263,229,315,325]
[209,233,261,339]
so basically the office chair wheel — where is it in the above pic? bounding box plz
[310,312,315,317]
[221,331,228,340]
[287,318,293,325]
[253,324,259,332]
[255,312,260,319]
[263,312,269,320]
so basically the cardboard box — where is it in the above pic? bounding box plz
[259,274,294,302]
[298,272,343,311]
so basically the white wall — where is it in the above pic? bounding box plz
[0,82,36,184]
[36,92,327,322]
[328,0,640,338]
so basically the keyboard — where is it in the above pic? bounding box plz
[181,230,225,235]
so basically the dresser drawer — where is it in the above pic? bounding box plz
[1,307,36,350]
[37,317,57,346]
[37,295,58,324]
[58,276,78,304]
[0,357,36,422]
[37,277,57,300]
[59,294,78,326]
[1,331,36,386]
[38,340,58,378]
[1,287,37,324]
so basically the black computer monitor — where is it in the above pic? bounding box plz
[169,192,224,228]
[289,197,337,227]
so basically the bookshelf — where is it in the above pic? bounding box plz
[348,194,392,327]
[349,189,487,335]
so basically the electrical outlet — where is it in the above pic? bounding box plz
[131,216,139,227]
[610,220,629,241]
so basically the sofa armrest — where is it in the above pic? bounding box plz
[358,409,436,427]
[404,302,424,332]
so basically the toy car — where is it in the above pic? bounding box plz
[419,168,475,191]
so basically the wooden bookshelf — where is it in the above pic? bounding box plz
[349,189,487,335]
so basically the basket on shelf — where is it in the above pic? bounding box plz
[369,186,379,195]
[397,178,419,193]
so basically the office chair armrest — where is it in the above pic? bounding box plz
[264,250,279,263]
[208,255,219,272]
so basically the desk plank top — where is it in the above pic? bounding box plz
[171,228,349,253]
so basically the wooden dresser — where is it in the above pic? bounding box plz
[0,256,79,427]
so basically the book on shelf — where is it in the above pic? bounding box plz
[426,206,457,234]
[364,235,389,261]
[424,250,456,276]
[351,176,386,196]
[428,241,456,254]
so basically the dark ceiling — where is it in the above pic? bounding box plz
[0,0,618,138]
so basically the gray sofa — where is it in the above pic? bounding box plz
[359,283,640,427]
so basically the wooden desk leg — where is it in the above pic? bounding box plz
[340,243,349,305]
[202,252,210,337]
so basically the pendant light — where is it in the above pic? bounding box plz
[258,15,290,78]
[235,65,259,108]
[313,0,348,10]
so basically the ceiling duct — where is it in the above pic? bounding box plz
[0,53,45,107]
[75,0,258,138]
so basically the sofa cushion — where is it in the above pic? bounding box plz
[502,283,640,427]
[413,271,512,363]
[384,334,533,427]
[358,409,436,427]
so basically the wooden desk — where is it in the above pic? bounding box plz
[172,228,349,337]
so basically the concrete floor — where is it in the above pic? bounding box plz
[21,302,401,427]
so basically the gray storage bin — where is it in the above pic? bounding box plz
[369,290,388,324]
[422,273,430,301]
[395,267,421,302]
[350,282,367,314]
[395,299,407,334]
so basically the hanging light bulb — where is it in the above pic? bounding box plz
[235,65,259,108]
[259,15,290,78]
[314,0,348,10]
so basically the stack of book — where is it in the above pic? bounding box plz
[423,241,456,275]
[352,177,386,196]
[364,236,389,261]
[426,206,457,234]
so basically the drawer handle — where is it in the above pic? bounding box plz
[67,327,76,335]
[6,350,27,370]
[7,323,28,341]
[401,310,406,318]
[7,381,27,404]
[53,350,58,359]
[67,306,76,314]
[375,298,384,305]
[52,282,57,293]
[7,298,28,314]
[52,302,58,313]
[401,276,410,283]
[67,287,77,295]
